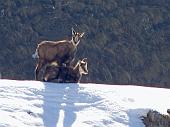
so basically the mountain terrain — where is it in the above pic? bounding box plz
[0,0,170,87]
[0,79,170,127]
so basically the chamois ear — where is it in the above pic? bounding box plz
[72,27,76,35]
[82,58,87,62]
[80,32,85,38]
[78,60,81,63]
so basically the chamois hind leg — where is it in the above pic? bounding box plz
[35,59,45,80]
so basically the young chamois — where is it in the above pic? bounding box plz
[43,58,88,83]
[33,28,84,80]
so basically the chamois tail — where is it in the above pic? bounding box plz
[32,49,39,59]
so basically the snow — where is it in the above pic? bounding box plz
[0,79,170,127]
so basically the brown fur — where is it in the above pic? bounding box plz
[43,58,88,83]
[34,28,84,80]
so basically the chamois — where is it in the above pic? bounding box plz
[43,58,88,83]
[34,28,84,80]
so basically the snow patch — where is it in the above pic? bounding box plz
[0,79,170,127]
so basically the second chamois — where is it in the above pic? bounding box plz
[43,58,88,83]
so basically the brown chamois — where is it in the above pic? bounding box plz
[43,58,88,83]
[33,28,84,80]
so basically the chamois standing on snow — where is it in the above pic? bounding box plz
[43,58,88,83]
[33,28,84,80]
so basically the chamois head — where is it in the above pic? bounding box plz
[78,58,88,75]
[71,28,84,46]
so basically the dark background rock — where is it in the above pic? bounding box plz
[0,0,170,87]
[142,110,170,127]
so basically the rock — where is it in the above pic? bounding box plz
[142,110,170,127]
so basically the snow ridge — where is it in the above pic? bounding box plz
[0,79,170,127]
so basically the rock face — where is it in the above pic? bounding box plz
[142,110,170,127]
[0,0,170,87]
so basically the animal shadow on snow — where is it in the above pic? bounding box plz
[127,108,150,127]
[41,82,102,127]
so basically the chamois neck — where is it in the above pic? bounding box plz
[71,38,79,47]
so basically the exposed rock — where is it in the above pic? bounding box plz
[142,110,170,127]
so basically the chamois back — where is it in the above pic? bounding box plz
[34,28,84,80]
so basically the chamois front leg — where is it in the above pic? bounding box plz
[35,59,45,80]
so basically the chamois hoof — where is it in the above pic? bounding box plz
[43,78,48,82]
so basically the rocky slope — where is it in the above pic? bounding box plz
[0,0,170,87]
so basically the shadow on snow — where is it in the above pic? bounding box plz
[41,82,102,127]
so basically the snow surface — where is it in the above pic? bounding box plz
[0,79,170,127]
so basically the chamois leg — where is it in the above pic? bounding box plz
[43,74,51,82]
[35,59,45,80]
[43,72,57,82]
